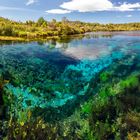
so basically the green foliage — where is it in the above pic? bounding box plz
[37,17,47,26]
[0,24,13,36]
[0,16,140,39]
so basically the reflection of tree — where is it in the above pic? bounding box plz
[101,34,113,38]
[0,41,29,46]
[29,33,115,49]
[37,41,44,46]
[50,40,56,46]
[86,33,114,39]
[57,37,73,43]
[61,43,68,49]
[56,35,85,43]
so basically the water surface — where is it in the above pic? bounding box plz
[1,31,140,120]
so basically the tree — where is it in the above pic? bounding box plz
[2,24,13,36]
[26,20,35,25]
[37,17,47,26]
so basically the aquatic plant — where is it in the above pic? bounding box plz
[89,74,140,140]
[99,71,111,82]
[81,100,93,114]
[120,75,139,89]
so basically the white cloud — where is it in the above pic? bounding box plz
[60,0,113,12]
[0,5,41,13]
[0,6,22,11]
[26,0,37,6]
[126,14,132,18]
[115,2,140,11]
[46,0,140,14]
[0,6,35,11]
[46,9,71,14]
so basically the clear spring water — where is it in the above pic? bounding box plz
[1,31,140,120]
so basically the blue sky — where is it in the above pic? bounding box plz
[0,0,140,23]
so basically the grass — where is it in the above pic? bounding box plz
[0,36,25,41]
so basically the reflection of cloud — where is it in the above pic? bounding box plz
[45,42,68,49]
[64,45,111,60]
[44,40,112,60]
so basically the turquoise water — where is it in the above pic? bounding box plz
[1,31,140,120]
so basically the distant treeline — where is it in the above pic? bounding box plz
[0,17,140,38]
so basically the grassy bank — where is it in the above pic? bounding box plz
[0,17,140,40]
[0,36,25,41]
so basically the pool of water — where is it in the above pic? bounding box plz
[1,31,140,120]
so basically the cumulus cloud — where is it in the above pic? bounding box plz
[115,2,140,11]
[60,0,113,12]
[46,9,71,14]
[26,0,37,6]
[47,0,140,14]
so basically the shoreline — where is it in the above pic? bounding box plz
[0,30,140,41]
[0,36,60,41]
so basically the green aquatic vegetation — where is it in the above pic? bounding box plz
[120,75,139,89]
[17,109,32,125]
[1,50,125,122]
[81,100,93,114]
[123,112,140,130]
[99,71,111,82]
[5,117,84,140]
[97,83,119,101]
[0,35,140,139]
[1,68,140,139]
[89,74,140,140]
[97,74,140,102]
[6,118,58,140]
[99,86,111,98]
[127,131,140,140]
